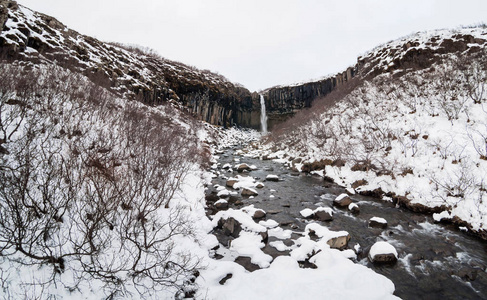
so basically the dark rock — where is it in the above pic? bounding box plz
[315,209,333,221]
[368,253,397,264]
[348,203,360,214]
[260,231,268,243]
[241,187,258,196]
[333,194,352,207]
[265,174,279,181]
[253,209,266,219]
[234,256,261,272]
[218,217,242,238]
[226,179,238,188]
[369,217,388,229]
[234,200,244,206]
[326,234,351,249]
[219,273,233,285]
[214,200,228,210]
[236,163,251,172]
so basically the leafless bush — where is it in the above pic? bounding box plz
[458,48,487,104]
[430,160,477,205]
[0,62,205,298]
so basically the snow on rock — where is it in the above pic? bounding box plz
[255,182,265,188]
[304,223,351,249]
[241,187,259,197]
[348,203,360,214]
[333,193,353,207]
[230,231,273,268]
[266,174,280,181]
[268,227,293,239]
[222,163,232,169]
[212,209,267,234]
[300,208,315,218]
[269,240,293,252]
[433,210,452,222]
[226,177,239,188]
[217,189,230,198]
[369,217,388,229]
[232,175,257,189]
[214,199,229,210]
[300,207,333,221]
[259,219,279,229]
[235,163,251,172]
[314,207,334,221]
[242,205,266,219]
[368,241,398,264]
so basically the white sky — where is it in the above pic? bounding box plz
[16,0,487,91]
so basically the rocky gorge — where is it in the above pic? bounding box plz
[205,142,487,299]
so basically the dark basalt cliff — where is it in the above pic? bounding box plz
[0,0,261,129]
[260,28,486,130]
[261,67,356,130]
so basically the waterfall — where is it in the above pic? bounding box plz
[260,94,268,134]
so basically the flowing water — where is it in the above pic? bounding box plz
[207,147,487,300]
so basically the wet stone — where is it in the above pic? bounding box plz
[234,257,261,272]
[333,194,352,207]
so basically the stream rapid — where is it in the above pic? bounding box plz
[206,146,487,300]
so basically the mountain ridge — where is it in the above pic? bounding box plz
[0,0,262,128]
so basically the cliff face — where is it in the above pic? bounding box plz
[0,0,261,129]
[261,67,356,130]
[259,28,487,131]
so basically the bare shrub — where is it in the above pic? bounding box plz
[0,62,205,298]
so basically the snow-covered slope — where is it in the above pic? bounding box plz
[0,61,221,299]
[267,27,487,239]
[0,0,257,127]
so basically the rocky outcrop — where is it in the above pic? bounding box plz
[261,67,356,129]
[0,1,261,128]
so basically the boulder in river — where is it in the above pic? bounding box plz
[326,233,351,249]
[333,194,352,207]
[226,178,238,188]
[314,207,333,221]
[215,199,229,210]
[218,217,242,238]
[217,189,230,198]
[255,182,265,188]
[368,241,398,264]
[300,208,314,218]
[369,217,387,229]
[222,163,232,170]
[241,187,259,197]
[348,203,360,214]
[252,209,266,219]
[266,174,279,181]
[236,163,251,172]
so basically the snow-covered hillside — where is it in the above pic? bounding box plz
[0,0,256,128]
[0,61,219,299]
[266,27,487,238]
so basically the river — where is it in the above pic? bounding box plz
[206,146,487,300]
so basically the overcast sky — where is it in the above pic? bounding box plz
[17,0,487,91]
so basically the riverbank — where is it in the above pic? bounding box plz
[199,128,487,299]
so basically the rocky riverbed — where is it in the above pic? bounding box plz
[205,145,487,300]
